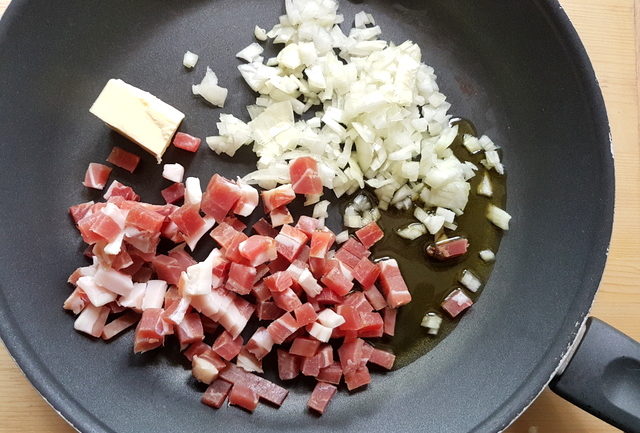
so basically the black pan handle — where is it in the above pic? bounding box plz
[550,318,640,433]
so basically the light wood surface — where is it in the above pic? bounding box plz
[0,1,638,432]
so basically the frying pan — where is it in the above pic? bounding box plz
[0,0,638,432]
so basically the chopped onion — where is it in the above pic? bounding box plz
[254,25,268,41]
[192,67,228,107]
[477,172,493,197]
[479,249,495,262]
[236,43,264,63]
[420,312,443,335]
[313,200,330,219]
[487,204,511,230]
[462,134,481,153]
[396,223,427,240]
[183,51,199,69]
[459,269,481,292]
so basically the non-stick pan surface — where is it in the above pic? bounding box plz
[0,1,613,432]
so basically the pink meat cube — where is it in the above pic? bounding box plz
[377,259,412,308]
[441,288,473,318]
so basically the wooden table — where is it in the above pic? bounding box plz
[0,1,638,432]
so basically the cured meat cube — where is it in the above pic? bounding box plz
[219,364,288,406]
[307,382,337,415]
[192,355,221,384]
[253,218,278,238]
[228,384,259,412]
[272,287,302,312]
[317,362,342,385]
[358,311,384,338]
[141,280,168,310]
[334,247,360,269]
[295,215,323,237]
[183,341,212,361]
[316,344,334,368]
[201,378,233,409]
[210,222,240,249]
[245,327,274,360]
[267,312,299,344]
[378,259,412,308]
[355,221,384,249]
[252,282,271,302]
[151,255,182,285]
[290,157,322,195]
[301,352,322,377]
[308,322,332,343]
[343,292,373,313]
[218,295,254,338]
[309,230,335,271]
[264,271,293,294]
[336,305,362,331]
[441,288,473,318]
[175,312,204,349]
[172,132,201,152]
[275,225,308,262]
[83,163,112,190]
[261,184,295,212]
[321,266,353,296]
[270,206,294,227]
[163,296,191,326]
[170,204,205,239]
[101,311,140,340]
[341,238,370,259]
[363,285,387,311]
[314,288,343,305]
[222,215,247,232]
[294,303,317,327]
[212,330,243,361]
[352,258,380,288]
[344,366,371,391]
[63,287,89,315]
[104,180,140,201]
[238,235,277,266]
[289,337,321,357]
[237,348,263,373]
[297,268,322,298]
[161,182,185,204]
[383,307,397,336]
[225,263,257,295]
[277,349,301,381]
[368,347,395,370]
[106,146,141,173]
[69,202,95,225]
[232,181,259,216]
[201,174,241,222]
[317,309,346,328]
[256,301,284,321]
[338,338,365,374]
[222,231,249,264]
[74,304,110,338]
[426,237,469,261]
[133,308,166,353]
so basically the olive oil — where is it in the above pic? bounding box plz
[356,118,507,369]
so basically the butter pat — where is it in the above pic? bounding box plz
[90,79,185,163]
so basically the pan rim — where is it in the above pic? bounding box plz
[0,0,615,432]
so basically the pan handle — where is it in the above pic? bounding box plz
[550,317,640,433]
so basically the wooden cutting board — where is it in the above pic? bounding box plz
[0,1,638,432]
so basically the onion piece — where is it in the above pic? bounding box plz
[477,172,493,197]
[479,249,496,262]
[459,269,481,293]
[192,67,228,108]
[420,312,443,335]
[162,163,184,183]
[313,200,330,219]
[183,51,199,69]
[396,223,427,240]
[487,204,511,230]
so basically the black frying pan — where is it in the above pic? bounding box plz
[0,1,638,432]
